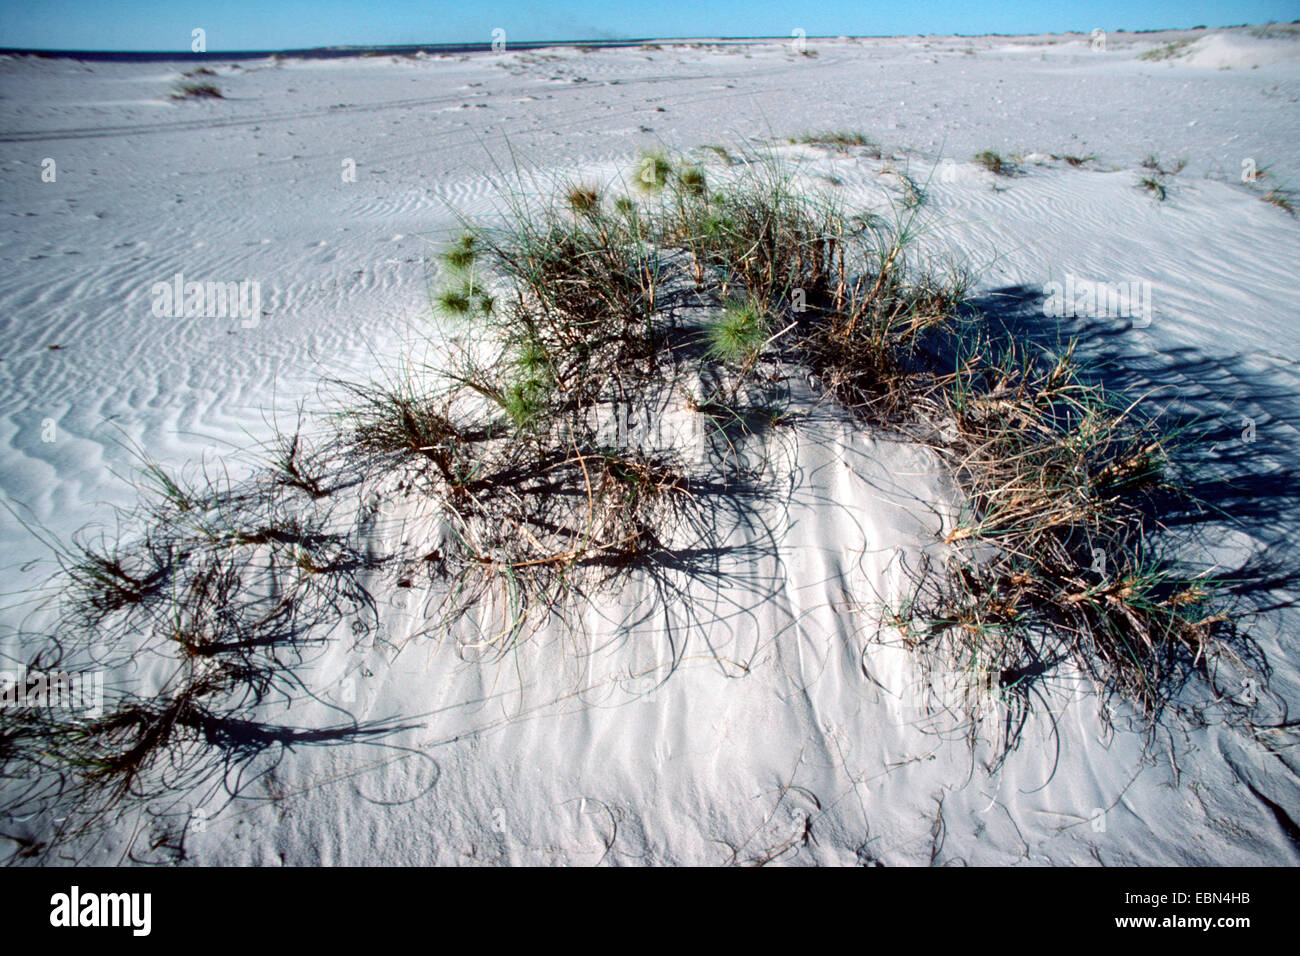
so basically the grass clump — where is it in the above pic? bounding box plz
[703,144,735,166]
[1138,38,1196,61]
[1135,154,1185,202]
[266,424,329,498]
[62,536,169,622]
[0,422,371,846]
[459,194,664,396]
[881,337,1256,755]
[1261,185,1297,216]
[170,81,223,99]
[705,298,769,364]
[635,151,673,193]
[433,233,496,319]
[664,159,851,304]
[341,377,478,488]
[1140,154,1186,177]
[434,282,494,319]
[974,150,1017,176]
[498,354,552,435]
[677,164,707,197]
[1137,175,1167,201]
[792,131,880,157]
[565,184,601,215]
[440,233,480,270]
[1236,159,1297,216]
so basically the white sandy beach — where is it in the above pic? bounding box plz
[2,26,1299,864]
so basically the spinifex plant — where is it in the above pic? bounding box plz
[887,339,1240,751]
[1,143,1262,851]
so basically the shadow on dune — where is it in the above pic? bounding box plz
[904,288,1300,848]
[971,288,1300,777]
[0,484,428,864]
[972,284,1300,614]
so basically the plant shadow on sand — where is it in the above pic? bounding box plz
[969,286,1300,799]
[0,463,426,864]
[975,285,1300,613]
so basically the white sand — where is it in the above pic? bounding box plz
[2,26,1299,864]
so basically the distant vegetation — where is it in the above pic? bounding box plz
[973,149,1018,176]
[170,80,223,99]
[1138,38,1197,61]
[791,131,882,157]
[1136,154,1186,201]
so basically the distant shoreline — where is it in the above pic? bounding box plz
[0,26,1250,61]
[7,39,760,62]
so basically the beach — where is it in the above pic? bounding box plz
[1,26,1298,865]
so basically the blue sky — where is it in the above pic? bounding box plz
[1,1,1295,51]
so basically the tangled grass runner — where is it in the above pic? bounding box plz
[0,144,1269,854]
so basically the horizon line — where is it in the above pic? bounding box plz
[0,23,1277,59]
